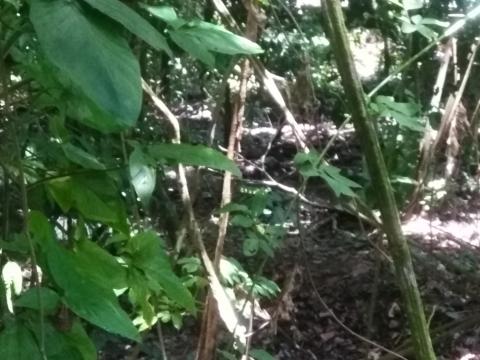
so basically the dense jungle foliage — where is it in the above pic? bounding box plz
[1,0,480,359]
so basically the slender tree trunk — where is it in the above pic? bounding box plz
[196,2,258,359]
[322,1,436,359]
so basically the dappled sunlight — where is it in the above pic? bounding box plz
[402,214,480,248]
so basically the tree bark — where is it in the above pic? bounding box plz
[322,1,436,359]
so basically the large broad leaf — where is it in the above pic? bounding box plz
[0,322,43,360]
[74,239,127,290]
[174,21,263,55]
[16,287,61,314]
[28,211,56,250]
[148,143,241,177]
[170,30,216,67]
[28,322,83,360]
[81,0,172,55]
[127,232,195,312]
[30,0,142,132]
[47,176,126,227]
[63,321,97,360]
[47,243,139,341]
[62,143,105,170]
[141,5,184,29]
[144,6,263,66]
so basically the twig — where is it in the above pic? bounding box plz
[210,0,309,151]
[197,4,257,357]
[142,79,247,345]
[241,302,254,360]
[156,323,168,360]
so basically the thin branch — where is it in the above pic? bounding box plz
[142,79,248,344]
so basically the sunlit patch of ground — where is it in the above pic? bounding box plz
[402,214,480,247]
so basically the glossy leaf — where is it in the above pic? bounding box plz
[28,211,56,250]
[0,323,42,360]
[47,177,74,213]
[63,321,97,360]
[148,143,241,176]
[170,30,216,66]
[128,232,195,312]
[47,243,139,341]
[174,21,263,55]
[74,239,127,290]
[141,5,183,28]
[62,143,105,170]
[30,0,142,132]
[81,0,172,55]
[28,322,83,360]
[47,176,123,224]
[16,287,60,314]
[144,6,263,66]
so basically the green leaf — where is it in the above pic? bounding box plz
[127,232,195,312]
[219,203,251,214]
[144,7,263,66]
[63,321,97,360]
[28,322,83,360]
[170,30,216,66]
[0,323,42,360]
[374,96,424,132]
[167,20,263,65]
[81,0,172,55]
[178,21,263,55]
[231,214,254,228]
[148,143,241,176]
[419,17,449,27]
[48,176,123,224]
[16,287,60,314]
[30,0,142,132]
[294,152,360,197]
[47,243,139,341]
[250,349,276,360]
[47,177,74,213]
[28,211,56,250]
[319,164,361,198]
[75,239,127,290]
[243,235,259,256]
[62,143,105,170]
[129,147,156,207]
[140,5,184,29]
[75,186,118,223]
[3,0,21,10]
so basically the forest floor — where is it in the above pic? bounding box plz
[102,115,480,360]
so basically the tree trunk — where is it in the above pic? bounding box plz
[322,1,436,359]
